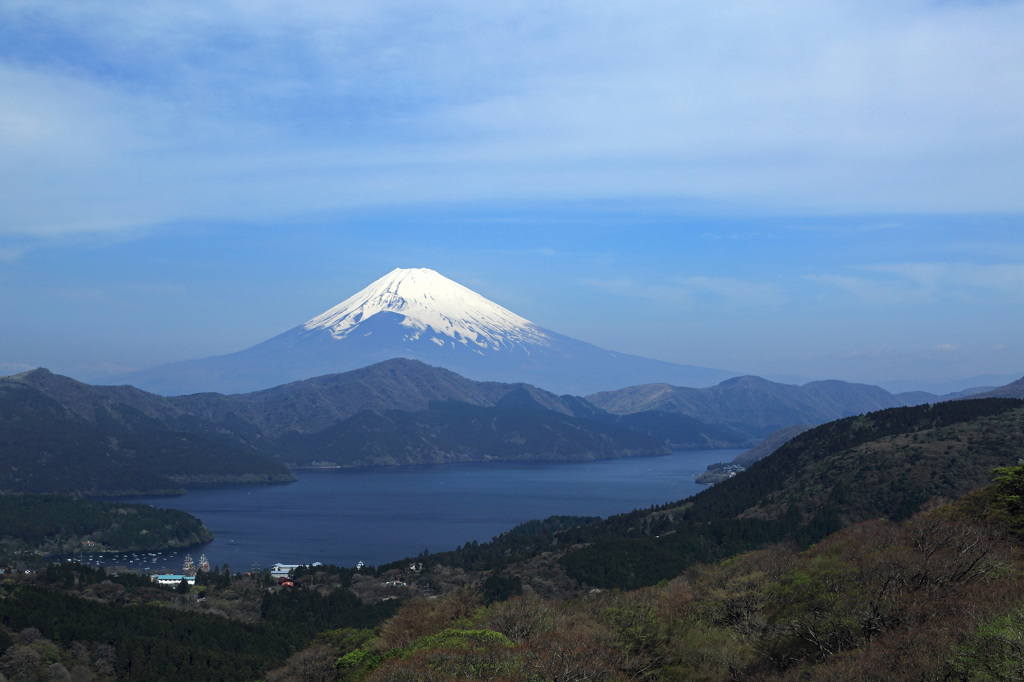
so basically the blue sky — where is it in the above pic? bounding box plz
[2,1,1023,391]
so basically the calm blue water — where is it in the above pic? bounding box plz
[80,450,737,573]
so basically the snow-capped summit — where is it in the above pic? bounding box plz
[303,268,549,350]
[112,268,738,396]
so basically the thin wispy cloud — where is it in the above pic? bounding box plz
[2,0,1024,240]
[804,274,919,304]
[0,245,29,262]
[673,276,784,308]
[808,261,1024,304]
[863,263,1024,295]
[579,275,781,308]
[578,278,669,300]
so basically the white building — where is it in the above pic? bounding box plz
[271,563,302,578]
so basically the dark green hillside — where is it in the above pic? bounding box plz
[0,495,212,560]
[0,562,401,681]
[684,397,1024,524]
[0,380,294,495]
[10,368,270,446]
[611,409,761,449]
[561,398,1024,588]
[167,359,756,449]
[0,383,180,495]
[732,423,811,466]
[0,584,294,681]
[271,401,668,466]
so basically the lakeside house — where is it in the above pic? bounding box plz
[271,563,301,578]
[270,562,321,578]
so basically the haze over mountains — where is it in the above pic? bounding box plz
[112,267,739,396]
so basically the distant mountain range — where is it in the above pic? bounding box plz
[584,374,996,431]
[7,358,1022,495]
[974,375,1024,399]
[2,361,719,493]
[109,267,740,396]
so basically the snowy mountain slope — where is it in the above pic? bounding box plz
[112,267,739,396]
[304,267,549,349]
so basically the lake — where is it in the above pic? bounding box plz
[81,449,739,573]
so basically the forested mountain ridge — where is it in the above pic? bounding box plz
[682,397,1024,526]
[0,377,294,495]
[163,358,753,446]
[270,401,668,466]
[7,361,694,439]
[2,362,754,491]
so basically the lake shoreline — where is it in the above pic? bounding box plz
[72,449,742,575]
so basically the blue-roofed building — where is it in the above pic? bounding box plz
[152,574,195,586]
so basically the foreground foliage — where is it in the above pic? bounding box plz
[267,463,1024,681]
[0,563,402,681]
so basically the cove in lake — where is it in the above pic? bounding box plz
[91,449,740,573]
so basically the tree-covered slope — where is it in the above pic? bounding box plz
[0,379,294,495]
[270,401,668,466]
[683,397,1024,525]
[561,398,1024,589]
[0,495,213,560]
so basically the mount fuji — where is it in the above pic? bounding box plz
[114,267,739,396]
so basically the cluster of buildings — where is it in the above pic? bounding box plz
[151,556,322,589]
